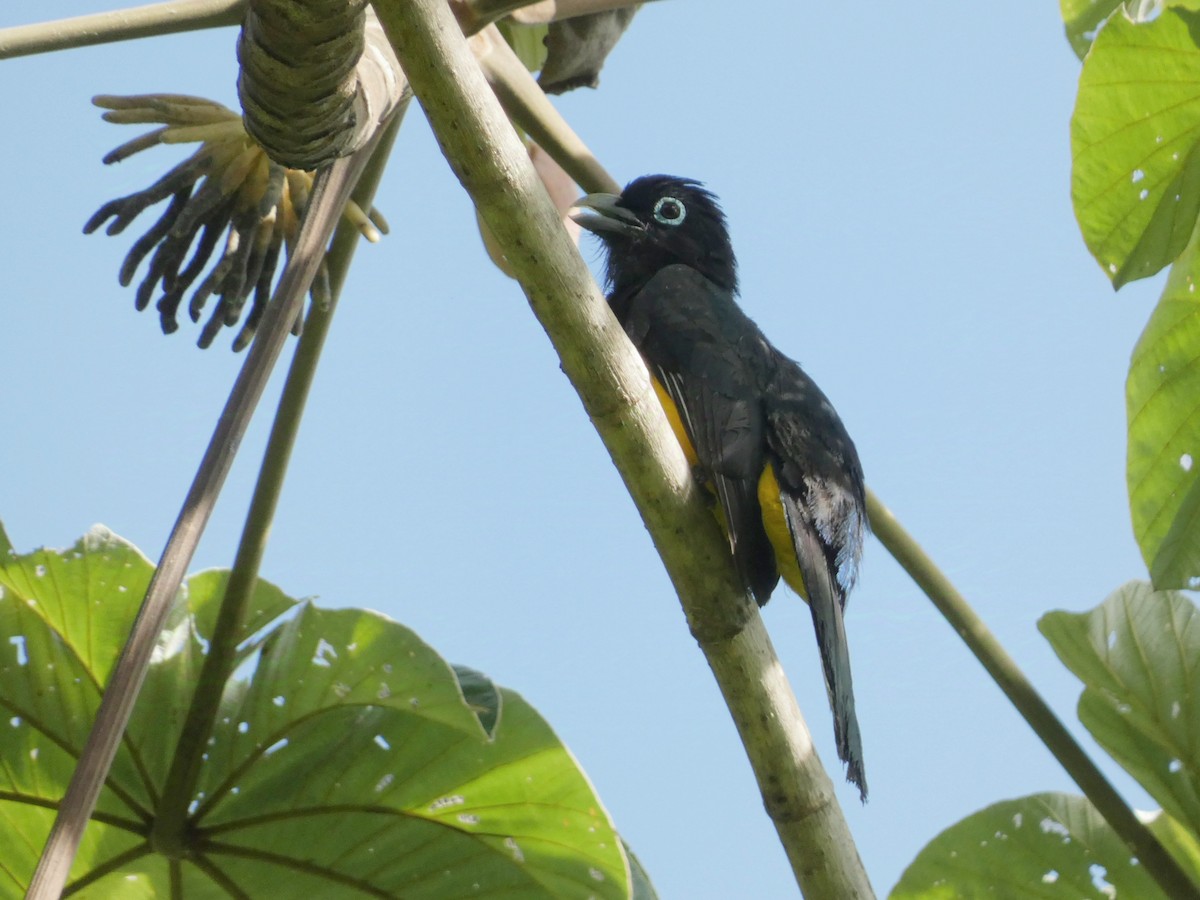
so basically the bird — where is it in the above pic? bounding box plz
[570,175,869,799]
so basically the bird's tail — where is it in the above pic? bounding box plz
[784,496,867,800]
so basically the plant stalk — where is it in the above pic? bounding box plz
[475,26,618,194]
[26,138,377,900]
[0,0,242,59]
[148,113,403,855]
[866,488,1200,899]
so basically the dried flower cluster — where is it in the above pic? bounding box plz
[85,94,386,350]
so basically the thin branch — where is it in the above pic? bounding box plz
[25,139,376,900]
[866,488,1200,899]
[0,0,243,60]
[371,1,874,895]
[475,26,618,193]
[148,111,405,855]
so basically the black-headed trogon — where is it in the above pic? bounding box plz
[571,175,869,799]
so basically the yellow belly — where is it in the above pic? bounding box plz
[652,378,699,467]
[757,463,809,600]
[652,377,808,600]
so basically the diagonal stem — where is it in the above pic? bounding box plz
[26,139,374,900]
[475,26,617,194]
[148,113,404,857]
[866,488,1200,899]
[371,0,874,895]
[0,0,242,60]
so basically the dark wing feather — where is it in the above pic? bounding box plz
[624,265,778,602]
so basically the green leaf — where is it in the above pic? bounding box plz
[185,569,299,649]
[1061,1,1121,59]
[1128,245,1200,587]
[1039,583,1200,835]
[1147,808,1200,886]
[891,793,1165,899]
[453,663,502,737]
[1071,6,1200,288]
[0,526,177,827]
[1057,2,1200,59]
[0,525,641,898]
[625,841,659,900]
[0,527,301,890]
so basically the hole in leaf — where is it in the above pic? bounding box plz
[1040,818,1070,840]
[312,639,338,667]
[1090,863,1115,897]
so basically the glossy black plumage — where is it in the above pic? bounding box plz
[571,175,869,798]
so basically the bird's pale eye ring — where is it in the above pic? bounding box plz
[653,196,686,226]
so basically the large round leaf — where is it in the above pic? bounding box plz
[1072,6,1200,288]
[1039,583,1200,835]
[1061,0,1122,60]
[0,523,641,898]
[892,793,1164,898]
[1127,235,1200,589]
[1147,806,1200,887]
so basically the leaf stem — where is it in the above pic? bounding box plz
[0,0,242,60]
[149,113,404,855]
[60,844,153,897]
[26,113,389,900]
[476,26,619,193]
[865,488,1200,899]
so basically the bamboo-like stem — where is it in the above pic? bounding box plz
[0,0,242,60]
[147,112,404,857]
[475,26,617,193]
[25,142,376,900]
[371,1,874,895]
[866,489,1200,899]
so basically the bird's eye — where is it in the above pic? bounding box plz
[653,196,686,226]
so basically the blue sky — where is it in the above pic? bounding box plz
[1,2,1168,896]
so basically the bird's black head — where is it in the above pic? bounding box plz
[570,175,738,296]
